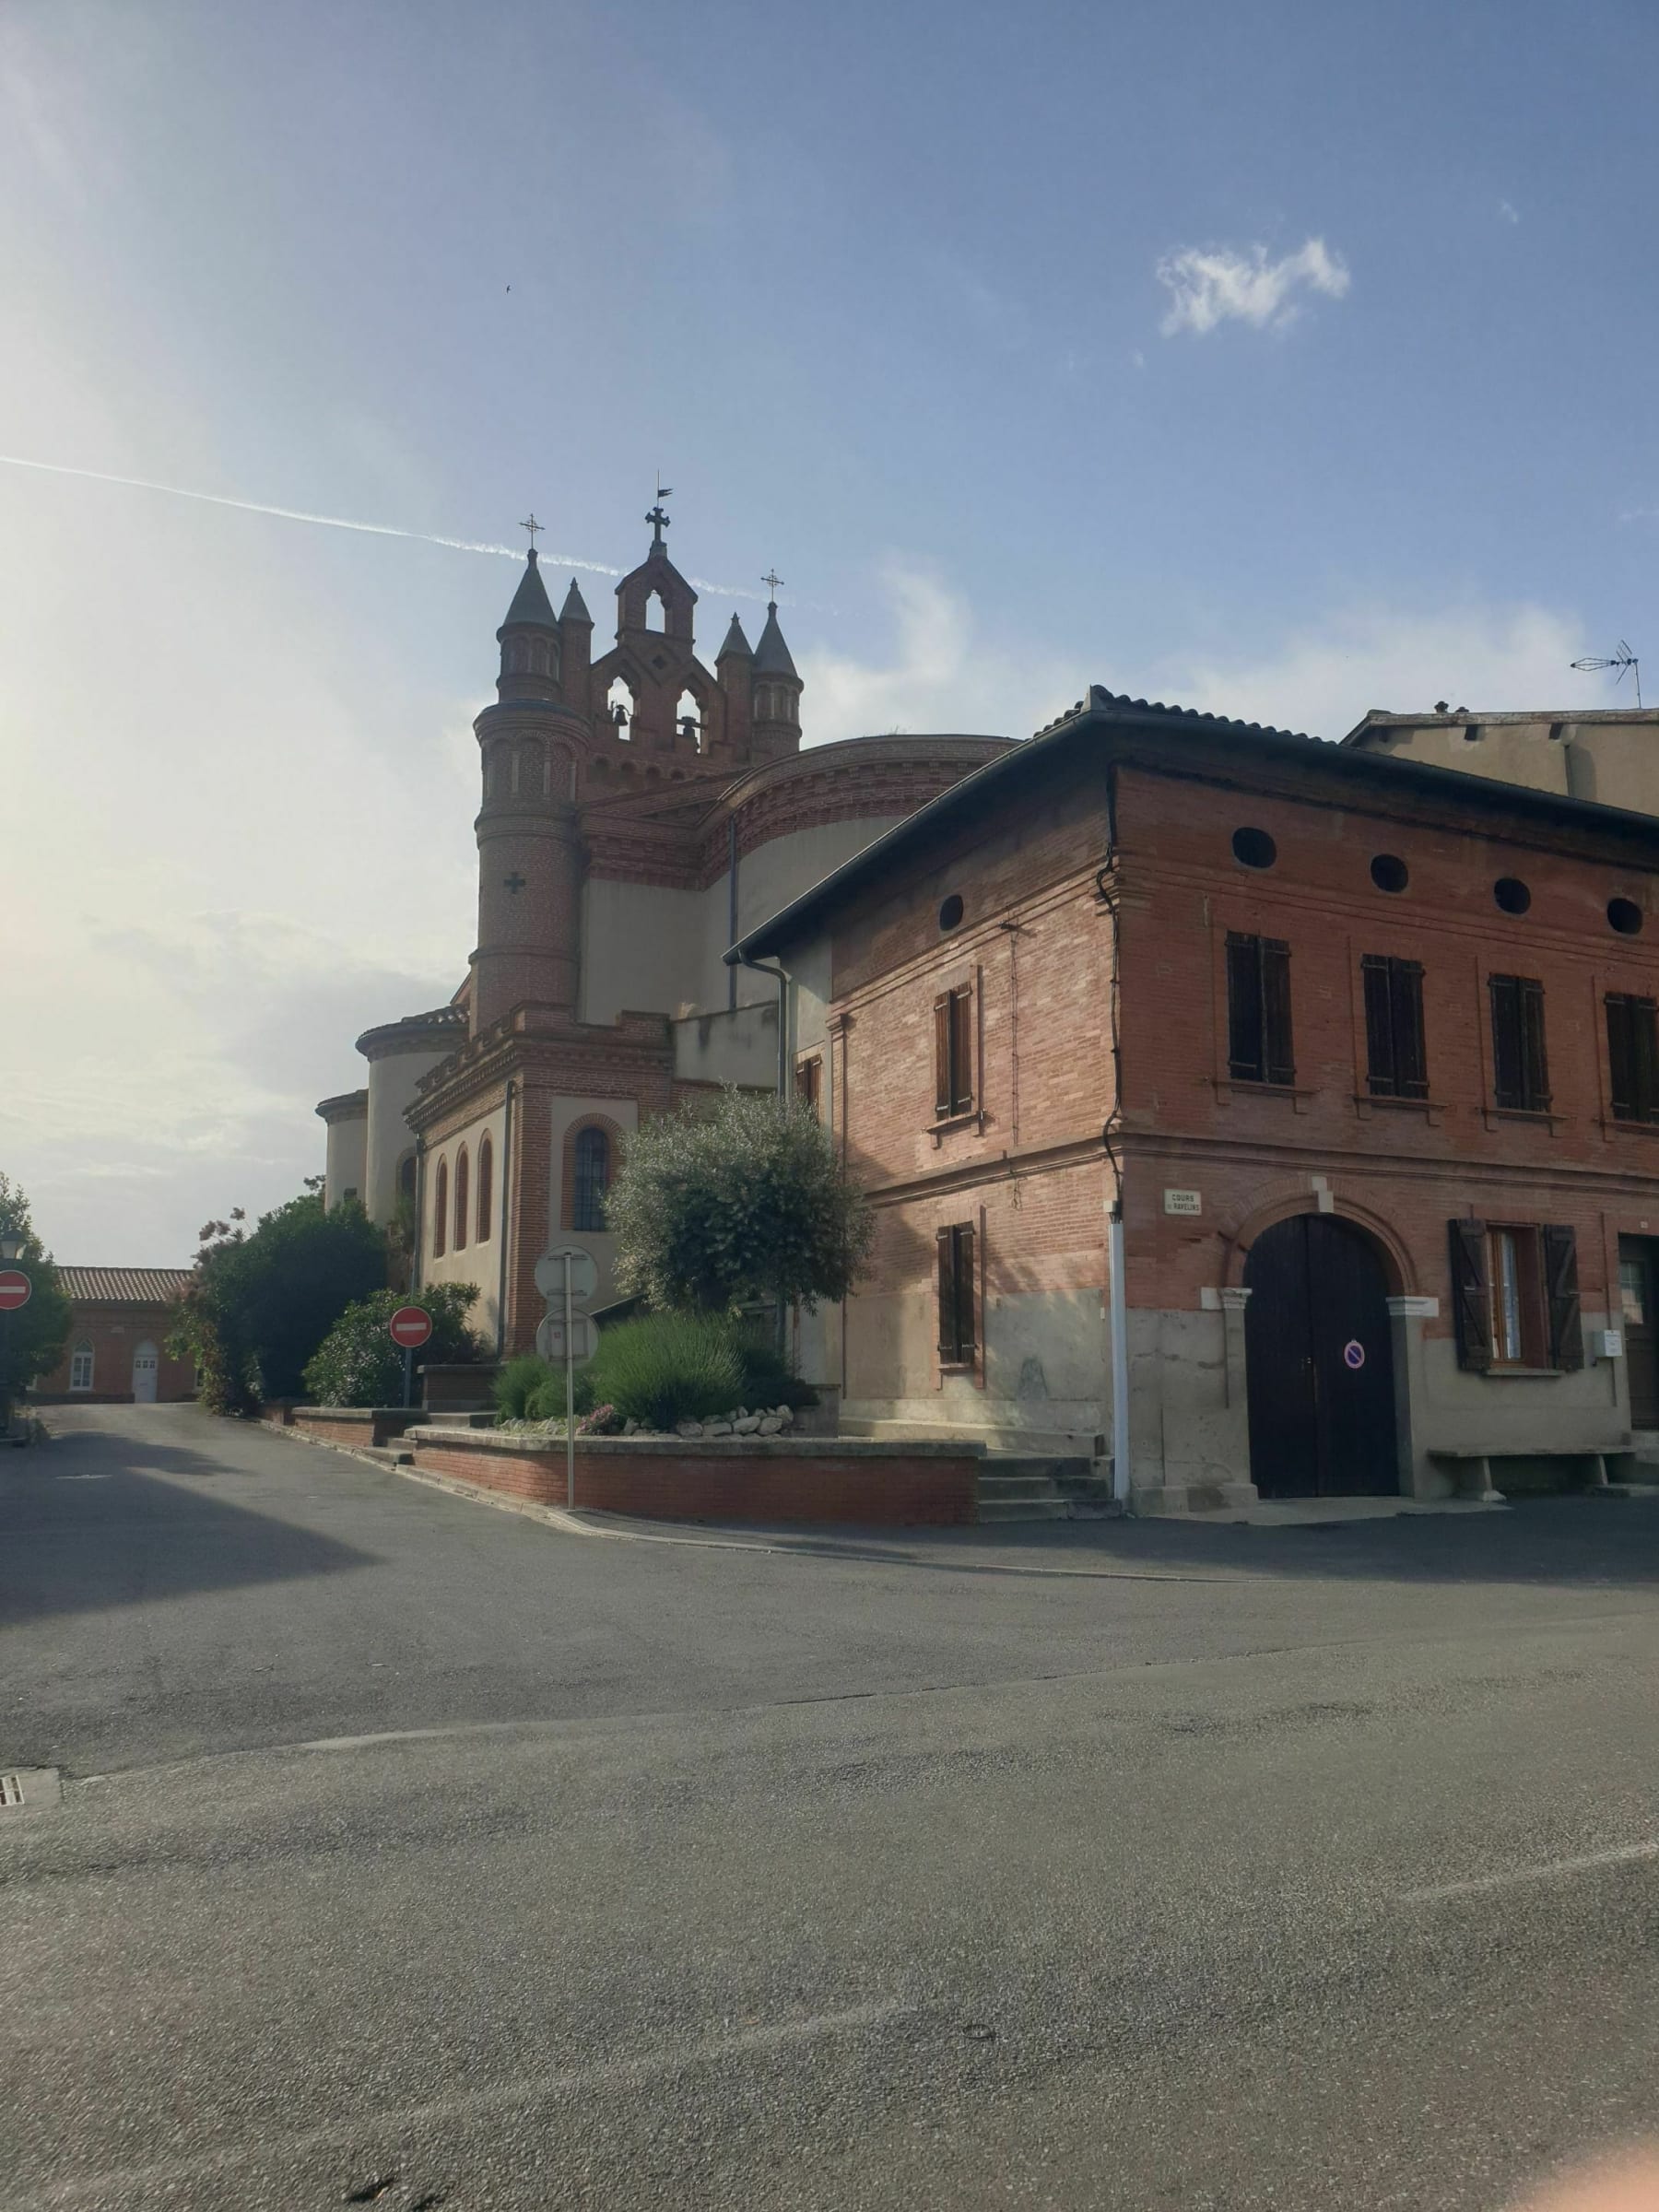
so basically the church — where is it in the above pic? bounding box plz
[316,502,1011,1349]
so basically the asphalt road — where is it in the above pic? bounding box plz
[4,1404,1657,2211]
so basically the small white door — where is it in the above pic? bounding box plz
[132,1342,159,1404]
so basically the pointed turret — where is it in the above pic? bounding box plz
[559,576,594,705]
[716,614,752,662]
[752,603,798,679]
[560,577,593,626]
[495,547,562,700]
[749,586,803,756]
[500,547,559,631]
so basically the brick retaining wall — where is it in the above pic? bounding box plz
[403,1427,979,1525]
[290,1407,422,1450]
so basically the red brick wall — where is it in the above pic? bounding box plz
[408,1434,977,1524]
[33,1303,196,1403]
[1112,759,1659,1331]
[292,1409,419,1449]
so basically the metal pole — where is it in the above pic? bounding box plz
[1108,1206,1130,1507]
[564,1251,575,1509]
[403,1342,413,1411]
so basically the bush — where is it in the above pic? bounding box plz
[735,1328,818,1413]
[582,1312,746,1431]
[495,1354,554,1423]
[301,1284,483,1406]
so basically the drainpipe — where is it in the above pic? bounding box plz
[496,1078,515,1355]
[411,1135,426,1295]
[1100,760,1130,1507]
[727,818,739,1012]
[733,953,791,1100]
[1108,1203,1131,1508]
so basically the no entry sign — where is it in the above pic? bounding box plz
[388,1304,433,1349]
[0,1270,32,1312]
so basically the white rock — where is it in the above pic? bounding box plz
[705,1420,733,1437]
[734,1415,761,1434]
[759,1417,784,1435]
[775,1405,794,1422]
[676,1419,704,1438]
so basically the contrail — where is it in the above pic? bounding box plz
[0,453,771,600]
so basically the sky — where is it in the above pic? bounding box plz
[3,0,1656,1265]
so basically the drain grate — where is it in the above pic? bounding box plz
[0,1774,24,1807]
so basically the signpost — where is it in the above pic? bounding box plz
[388,1303,433,1409]
[534,1248,597,1507]
[0,1269,29,1440]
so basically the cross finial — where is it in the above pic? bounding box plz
[520,512,542,551]
[761,568,784,606]
[645,480,672,547]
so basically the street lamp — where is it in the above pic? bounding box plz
[0,1231,23,1261]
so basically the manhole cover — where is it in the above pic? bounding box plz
[0,1768,62,1813]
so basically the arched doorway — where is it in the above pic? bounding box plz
[132,1341,159,1404]
[1243,1215,1398,1498]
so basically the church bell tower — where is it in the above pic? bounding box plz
[470,523,591,1034]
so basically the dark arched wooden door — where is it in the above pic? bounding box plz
[1243,1215,1399,1499]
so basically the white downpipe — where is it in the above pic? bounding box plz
[1108,1206,1131,1505]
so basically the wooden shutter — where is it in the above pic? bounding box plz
[1393,959,1428,1099]
[1262,938,1294,1086]
[1633,998,1659,1123]
[934,994,952,1118]
[1227,933,1264,1082]
[955,1221,977,1359]
[1449,1218,1492,1371]
[1542,1224,1583,1371]
[1606,994,1637,1121]
[1362,955,1395,1094]
[1520,978,1550,1112]
[1489,976,1524,1108]
[936,1226,958,1358]
[950,984,975,1113]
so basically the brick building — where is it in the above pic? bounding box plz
[731,687,1659,1512]
[33,1268,196,1404]
[314,501,1011,1347]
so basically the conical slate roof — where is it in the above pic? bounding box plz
[560,577,593,624]
[752,603,798,678]
[716,614,752,661]
[499,547,559,631]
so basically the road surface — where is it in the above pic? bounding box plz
[4,1404,1656,2209]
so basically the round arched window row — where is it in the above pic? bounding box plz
[1370,853,1409,894]
[1608,897,1644,937]
[1493,877,1531,916]
[1231,828,1277,870]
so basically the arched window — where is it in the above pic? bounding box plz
[606,677,635,737]
[676,689,702,752]
[571,1125,610,1231]
[645,589,666,633]
[454,1147,470,1251]
[477,1134,493,1243]
[397,1151,417,1208]
[433,1158,449,1257]
[70,1340,94,1392]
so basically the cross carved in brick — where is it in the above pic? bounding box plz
[504,871,527,894]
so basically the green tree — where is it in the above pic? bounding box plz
[0,1173,73,1425]
[301,1284,483,1406]
[604,1089,873,1314]
[169,1192,387,1414]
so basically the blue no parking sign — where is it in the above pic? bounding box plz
[1343,1339,1366,1371]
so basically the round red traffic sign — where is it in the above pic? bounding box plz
[0,1269,32,1312]
[388,1304,433,1349]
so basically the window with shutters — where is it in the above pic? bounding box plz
[1361,955,1428,1098]
[1226,933,1294,1086]
[1605,994,1659,1124]
[795,1055,823,1119]
[936,1221,978,1367]
[1449,1217,1583,1373]
[1488,974,1550,1112]
[933,982,975,1120]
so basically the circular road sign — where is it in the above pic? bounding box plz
[388,1304,434,1349]
[534,1246,599,1307]
[1343,1339,1366,1371]
[0,1269,32,1312]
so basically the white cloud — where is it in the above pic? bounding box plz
[1157,237,1351,336]
[1498,198,1521,225]
[800,564,1590,760]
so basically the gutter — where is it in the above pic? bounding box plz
[496,1078,514,1354]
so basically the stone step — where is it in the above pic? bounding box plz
[978,1476,1065,1502]
[977,1496,1071,1524]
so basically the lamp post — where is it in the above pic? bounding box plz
[0,1229,25,1437]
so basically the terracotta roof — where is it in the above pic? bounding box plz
[58,1266,193,1305]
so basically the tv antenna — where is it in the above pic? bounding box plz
[1571,640,1642,707]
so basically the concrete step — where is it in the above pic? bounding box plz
[841,1417,1103,1457]
[977,1496,1071,1524]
